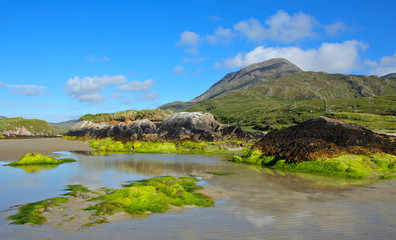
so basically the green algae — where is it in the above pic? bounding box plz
[7,176,213,227]
[86,176,213,216]
[6,152,76,166]
[8,197,68,225]
[229,149,396,179]
[87,138,236,154]
[206,171,232,176]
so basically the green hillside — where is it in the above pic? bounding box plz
[160,59,396,132]
[0,117,55,136]
[50,120,79,135]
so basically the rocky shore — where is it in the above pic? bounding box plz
[253,116,396,163]
[66,112,264,142]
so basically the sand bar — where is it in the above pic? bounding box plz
[0,138,93,161]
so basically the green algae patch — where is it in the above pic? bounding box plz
[6,152,76,166]
[88,138,236,154]
[229,149,396,179]
[206,171,232,176]
[86,176,214,216]
[6,177,213,227]
[8,197,68,225]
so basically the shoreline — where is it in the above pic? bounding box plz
[0,138,93,162]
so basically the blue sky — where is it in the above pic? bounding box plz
[1,0,395,122]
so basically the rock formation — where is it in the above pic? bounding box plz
[0,126,55,138]
[253,116,396,163]
[66,112,264,142]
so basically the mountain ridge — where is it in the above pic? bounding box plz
[159,58,396,131]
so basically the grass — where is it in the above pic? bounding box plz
[0,117,55,135]
[6,152,76,166]
[229,149,396,179]
[8,197,68,225]
[80,108,172,123]
[86,176,213,216]
[185,93,396,132]
[87,138,237,154]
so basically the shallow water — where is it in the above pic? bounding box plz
[1,151,395,239]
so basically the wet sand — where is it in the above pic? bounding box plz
[0,138,93,161]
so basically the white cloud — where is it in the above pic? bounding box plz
[207,16,221,22]
[85,54,111,62]
[0,81,5,88]
[7,85,48,96]
[123,99,131,105]
[206,26,233,44]
[365,53,396,76]
[234,18,266,42]
[184,47,200,56]
[325,21,348,36]
[64,74,127,104]
[134,91,159,101]
[265,10,318,42]
[118,79,154,92]
[219,40,367,73]
[177,31,201,55]
[183,56,209,63]
[173,66,185,75]
[233,10,318,43]
[177,31,201,46]
[109,93,124,98]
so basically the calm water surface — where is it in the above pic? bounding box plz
[0,151,395,240]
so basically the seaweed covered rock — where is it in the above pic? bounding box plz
[253,116,396,163]
[66,112,264,142]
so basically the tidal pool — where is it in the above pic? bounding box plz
[1,151,395,239]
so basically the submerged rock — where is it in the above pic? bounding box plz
[253,116,396,163]
[66,112,264,142]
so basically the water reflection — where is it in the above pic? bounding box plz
[6,164,59,173]
[0,151,395,240]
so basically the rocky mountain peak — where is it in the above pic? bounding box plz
[191,58,302,103]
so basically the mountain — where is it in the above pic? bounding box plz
[160,58,396,132]
[50,120,79,135]
[382,73,396,79]
[161,58,302,111]
[192,58,302,103]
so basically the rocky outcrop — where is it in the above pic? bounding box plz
[66,112,264,142]
[1,127,55,138]
[253,116,396,163]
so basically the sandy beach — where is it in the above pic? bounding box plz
[0,138,93,161]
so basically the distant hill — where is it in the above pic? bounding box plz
[50,120,79,135]
[0,117,55,137]
[160,58,396,132]
[382,73,396,79]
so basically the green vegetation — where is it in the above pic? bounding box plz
[86,176,213,216]
[186,93,396,132]
[0,117,55,135]
[88,138,237,154]
[8,197,68,225]
[80,109,172,123]
[50,120,78,135]
[206,171,232,176]
[229,149,396,179]
[8,176,213,226]
[6,152,76,166]
[160,69,396,132]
